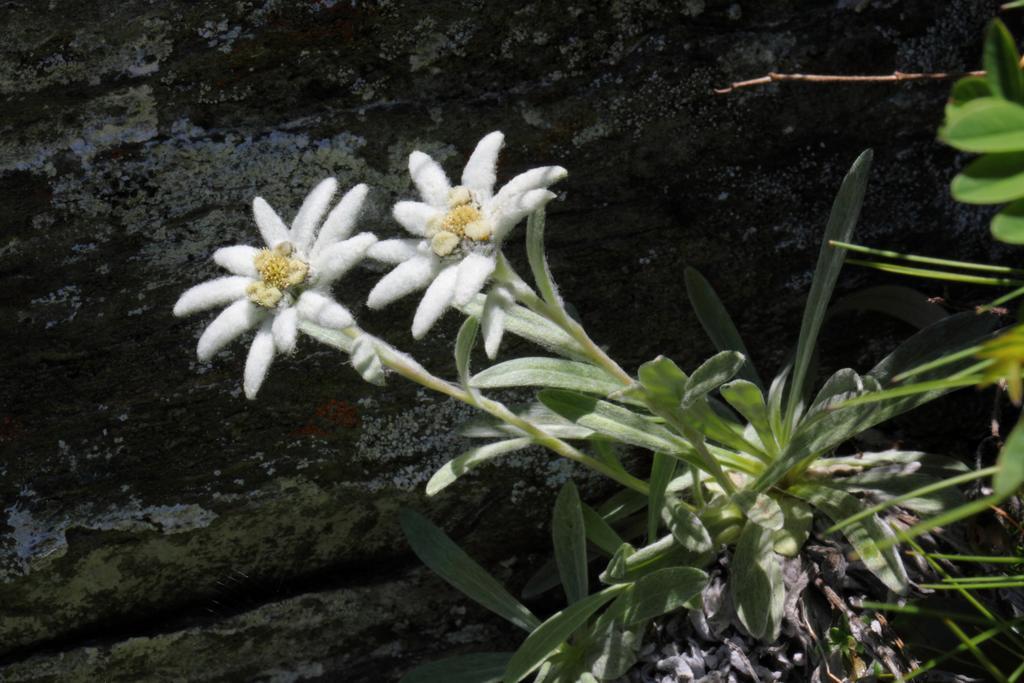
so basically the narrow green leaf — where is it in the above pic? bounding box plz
[462,295,587,361]
[984,19,1024,103]
[647,452,676,542]
[788,484,909,594]
[581,503,626,555]
[663,500,713,554]
[399,509,541,632]
[502,586,627,683]
[684,267,764,389]
[538,389,689,454]
[784,149,872,432]
[596,489,649,523]
[599,534,712,584]
[470,358,625,398]
[829,285,948,330]
[869,310,1000,385]
[730,521,784,641]
[772,497,814,557]
[455,316,480,387]
[952,152,1024,204]
[720,379,776,455]
[683,351,745,406]
[941,98,1024,152]
[829,470,965,515]
[992,199,1024,244]
[553,481,589,605]
[427,438,533,496]
[995,417,1024,497]
[525,208,562,306]
[400,653,512,683]
[607,567,708,626]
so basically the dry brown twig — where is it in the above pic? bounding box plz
[714,70,986,95]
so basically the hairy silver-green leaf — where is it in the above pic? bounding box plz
[784,149,872,434]
[733,490,785,531]
[400,509,541,632]
[502,586,627,683]
[538,389,688,454]
[662,500,713,554]
[400,653,512,683]
[772,497,814,557]
[607,566,708,626]
[684,267,764,389]
[647,452,676,542]
[471,358,624,398]
[730,521,784,641]
[788,484,908,594]
[553,481,589,605]
[683,351,746,406]
[427,438,533,496]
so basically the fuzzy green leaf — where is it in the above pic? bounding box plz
[606,567,708,626]
[784,149,872,433]
[829,285,948,330]
[538,389,688,454]
[582,503,626,555]
[684,267,764,389]
[720,379,776,455]
[683,351,746,406]
[733,491,785,531]
[663,501,713,554]
[772,497,814,557]
[455,316,480,386]
[462,296,587,361]
[788,484,909,594]
[647,453,676,542]
[400,653,512,683]
[730,521,784,641]
[502,586,627,683]
[637,355,688,408]
[427,438,533,496]
[400,509,541,632]
[553,481,589,605]
[470,357,628,401]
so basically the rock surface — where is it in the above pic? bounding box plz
[0,0,1003,679]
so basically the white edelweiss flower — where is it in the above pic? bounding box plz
[174,179,377,399]
[365,131,567,350]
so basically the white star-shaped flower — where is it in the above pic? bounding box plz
[174,179,377,399]
[365,131,566,349]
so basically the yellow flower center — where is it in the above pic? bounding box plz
[247,243,309,308]
[426,186,493,257]
[441,205,483,237]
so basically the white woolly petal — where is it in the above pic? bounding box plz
[311,232,378,285]
[174,276,251,317]
[461,131,504,200]
[196,299,265,361]
[493,188,556,242]
[454,252,496,306]
[253,197,290,248]
[412,265,458,339]
[366,256,438,309]
[314,183,369,255]
[393,201,440,237]
[366,238,422,265]
[481,284,514,359]
[297,290,354,329]
[493,166,568,207]
[213,245,259,278]
[272,306,298,354]
[244,320,276,400]
[409,151,451,208]
[290,177,338,254]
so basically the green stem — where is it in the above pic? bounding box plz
[831,241,1024,275]
[323,324,650,495]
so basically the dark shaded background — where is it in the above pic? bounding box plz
[0,0,1010,680]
